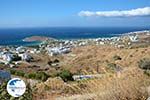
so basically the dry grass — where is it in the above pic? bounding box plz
[62,45,150,73]
[33,46,150,100]
[56,67,150,100]
[34,67,150,100]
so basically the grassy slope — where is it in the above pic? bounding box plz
[33,45,150,100]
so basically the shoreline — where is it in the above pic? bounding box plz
[23,30,150,41]
[0,30,149,46]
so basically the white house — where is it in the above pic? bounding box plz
[19,53,33,62]
[48,47,71,56]
[99,41,105,45]
[29,49,37,54]
[0,51,3,58]
[129,35,138,42]
[78,42,86,46]
[2,52,14,62]
[16,46,26,53]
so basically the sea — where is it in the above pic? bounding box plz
[0,27,149,46]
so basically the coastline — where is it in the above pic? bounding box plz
[0,30,149,46]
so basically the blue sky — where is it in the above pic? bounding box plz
[0,0,150,28]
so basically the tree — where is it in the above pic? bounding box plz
[58,70,74,82]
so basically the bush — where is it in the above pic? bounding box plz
[36,72,49,81]
[9,69,25,77]
[58,70,74,82]
[25,73,36,79]
[9,69,50,81]
[24,72,49,81]
[138,58,150,70]
[113,55,122,61]
[15,70,25,77]
[0,82,11,100]
[9,69,16,75]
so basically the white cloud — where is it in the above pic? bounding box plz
[78,7,150,17]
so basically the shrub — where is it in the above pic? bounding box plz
[0,82,11,100]
[24,72,49,81]
[113,55,122,61]
[36,72,49,81]
[26,73,36,79]
[9,69,16,75]
[15,70,25,77]
[138,58,150,70]
[58,70,74,82]
[9,69,25,77]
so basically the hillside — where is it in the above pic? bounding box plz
[33,45,150,100]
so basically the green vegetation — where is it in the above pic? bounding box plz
[0,82,11,100]
[10,69,25,77]
[57,70,74,82]
[15,70,25,77]
[9,69,50,81]
[9,69,16,75]
[138,58,150,70]
[0,82,32,100]
[25,72,50,81]
[35,72,49,81]
[25,73,36,79]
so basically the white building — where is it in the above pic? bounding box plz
[129,35,138,42]
[48,47,71,56]
[16,46,26,53]
[2,52,14,62]
[19,53,33,62]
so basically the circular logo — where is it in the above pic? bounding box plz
[7,78,26,97]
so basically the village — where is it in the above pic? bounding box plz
[0,30,149,69]
[0,30,149,100]
[0,30,149,83]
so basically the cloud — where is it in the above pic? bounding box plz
[78,7,150,17]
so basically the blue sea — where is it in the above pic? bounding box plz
[0,27,149,46]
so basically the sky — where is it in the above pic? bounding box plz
[0,0,150,28]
